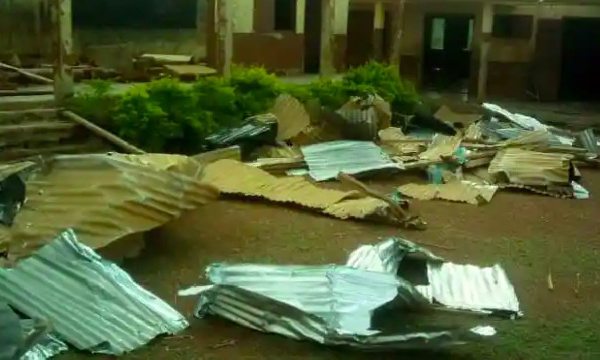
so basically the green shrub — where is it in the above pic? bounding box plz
[67,79,116,129]
[343,61,420,115]
[229,66,282,119]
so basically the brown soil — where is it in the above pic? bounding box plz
[60,170,600,360]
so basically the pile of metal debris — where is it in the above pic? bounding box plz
[0,92,595,358]
[180,237,521,350]
[214,95,597,206]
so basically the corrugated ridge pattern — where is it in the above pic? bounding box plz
[0,230,188,355]
[488,148,573,186]
[6,154,219,257]
[270,94,310,141]
[419,262,521,315]
[203,159,390,220]
[301,141,398,182]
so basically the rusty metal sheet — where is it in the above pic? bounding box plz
[270,94,310,141]
[378,127,426,156]
[3,154,219,259]
[488,148,573,186]
[397,181,498,205]
[419,135,462,161]
[202,159,392,221]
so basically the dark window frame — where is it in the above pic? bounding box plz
[492,14,534,39]
[274,0,297,31]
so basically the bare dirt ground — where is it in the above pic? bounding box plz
[60,170,600,360]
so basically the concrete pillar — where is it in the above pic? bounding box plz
[217,0,232,78]
[51,0,74,104]
[320,0,336,76]
[373,1,385,61]
[388,0,405,73]
[477,2,493,102]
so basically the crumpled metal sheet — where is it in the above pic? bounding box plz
[301,140,399,182]
[21,320,68,360]
[346,238,522,317]
[416,262,521,316]
[2,154,219,259]
[483,103,548,131]
[419,135,462,161]
[270,94,310,141]
[0,229,188,355]
[186,263,496,350]
[489,148,574,186]
[202,159,395,222]
[576,128,598,156]
[397,181,499,205]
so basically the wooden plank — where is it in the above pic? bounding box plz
[0,122,75,135]
[61,110,145,154]
[0,142,108,162]
[0,109,58,123]
[0,62,53,84]
[0,129,74,147]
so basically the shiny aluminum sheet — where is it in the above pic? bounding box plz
[187,263,495,350]
[21,320,68,360]
[301,140,399,182]
[577,128,598,156]
[0,229,188,355]
[346,238,522,317]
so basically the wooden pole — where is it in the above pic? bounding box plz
[389,0,405,73]
[61,110,146,154]
[0,62,53,84]
[319,0,336,76]
[217,0,232,78]
[50,0,74,104]
[477,2,493,103]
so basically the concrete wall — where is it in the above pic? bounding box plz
[0,0,52,60]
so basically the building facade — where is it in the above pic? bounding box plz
[206,0,600,101]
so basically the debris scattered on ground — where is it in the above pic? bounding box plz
[204,114,279,160]
[182,262,497,350]
[1,301,68,360]
[347,238,522,317]
[301,140,400,181]
[0,229,188,355]
[202,159,419,227]
[1,153,218,261]
[182,236,519,350]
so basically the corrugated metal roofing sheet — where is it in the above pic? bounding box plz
[419,135,462,161]
[397,181,498,205]
[576,128,598,156]
[3,154,219,259]
[346,238,522,317]
[202,159,393,222]
[21,319,68,360]
[489,148,573,186]
[0,229,188,355]
[187,262,495,350]
[270,94,310,141]
[301,140,399,181]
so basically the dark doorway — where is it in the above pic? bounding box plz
[346,9,374,68]
[304,0,322,73]
[560,18,600,101]
[423,14,474,92]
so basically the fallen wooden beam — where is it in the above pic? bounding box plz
[60,110,146,154]
[0,62,53,84]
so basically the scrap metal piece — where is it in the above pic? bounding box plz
[482,103,548,131]
[346,238,522,317]
[203,160,400,224]
[575,128,598,156]
[489,148,574,186]
[301,140,399,182]
[0,229,188,355]
[189,263,495,350]
[20,319,68,360]
[419,135,462,162]
[270,94,310,141]
[397,181,499,205]
[3,154,219,259]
